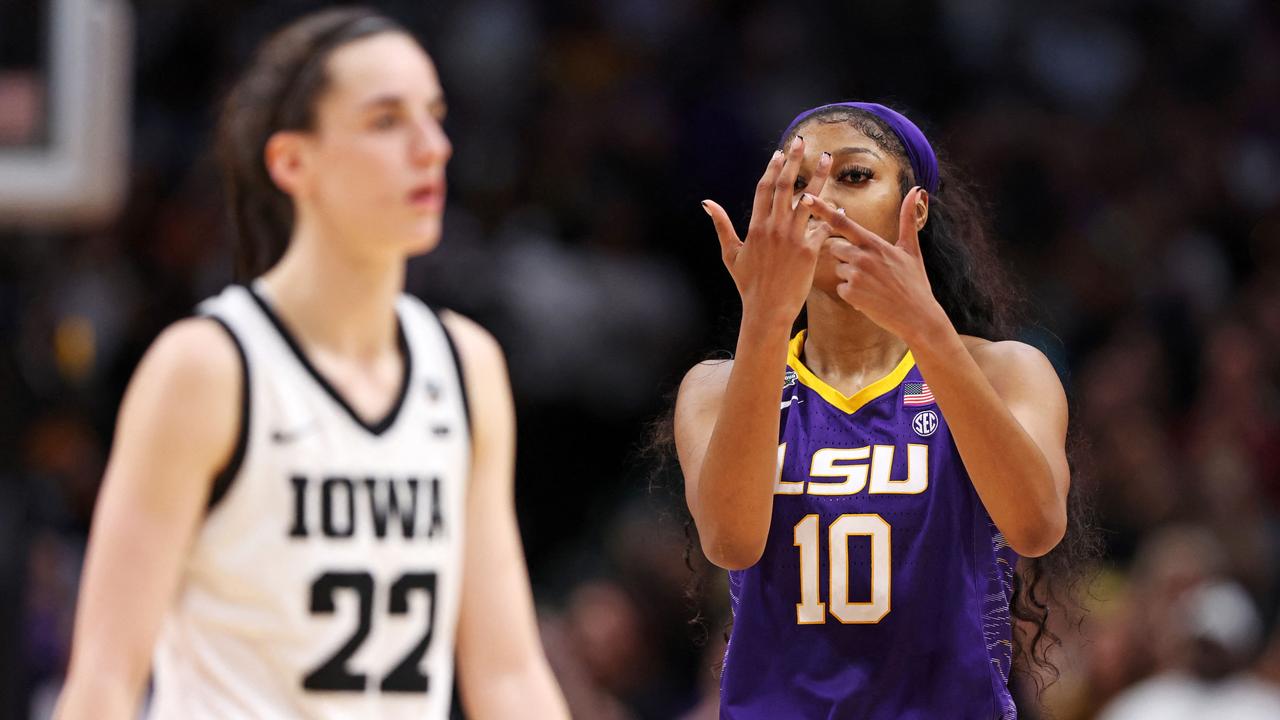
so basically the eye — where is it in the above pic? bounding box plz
[837,165,874,184]
[793,175,808,192]
[370,112,400,130]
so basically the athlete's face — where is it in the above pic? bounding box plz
[284,33,451,259]
[787,121,921,297]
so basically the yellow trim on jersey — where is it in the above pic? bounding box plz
[787,330,915,415]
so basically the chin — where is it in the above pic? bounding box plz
[402,219,443,256]
[403,233,442,256]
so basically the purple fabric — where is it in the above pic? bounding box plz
[781,102,939,194]
[719,345,1018,718]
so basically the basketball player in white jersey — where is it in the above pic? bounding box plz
[54,9,569,719]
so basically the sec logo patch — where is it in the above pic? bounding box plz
[912,410,938,437]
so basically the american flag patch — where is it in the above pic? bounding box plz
[903,381,934,406]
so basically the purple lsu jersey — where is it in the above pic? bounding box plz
[720,331,1019,720]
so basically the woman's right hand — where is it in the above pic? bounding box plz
[702,135,832,324]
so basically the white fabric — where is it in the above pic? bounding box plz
[149,284,469,719]
[1098,672,1280,720]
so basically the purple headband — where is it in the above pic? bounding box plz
[780,102,939,194]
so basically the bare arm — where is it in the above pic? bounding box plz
[444,312,569,720]
[55,319,242,719]
[676,137,832,570]
[805,188,1069,556]
[911,335,1069,556]
[674,312,793,571]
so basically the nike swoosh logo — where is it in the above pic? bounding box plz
[271,423,316,444]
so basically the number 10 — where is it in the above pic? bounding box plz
[794,513,891,624]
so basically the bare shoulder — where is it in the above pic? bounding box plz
[112,316,242,479]
[138,317,242,399]
[679,358,734,396]
[959,335,1062,395]
[438,310,506,376]
[676,358,735,414]
[436,312,513,489]
[962,336,1055,375]
[437,310,511,442]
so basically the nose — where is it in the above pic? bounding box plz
[410,117,452,167]
[815,176,839,204]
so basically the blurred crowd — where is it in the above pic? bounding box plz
[3,0,1280,718]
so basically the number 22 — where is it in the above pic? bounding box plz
[303,571,437,693]
[794,514,891,624]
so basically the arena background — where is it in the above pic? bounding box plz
[3,0,1280,718]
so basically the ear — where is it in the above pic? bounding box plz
[915,189,930,232]
[264,131,308,197]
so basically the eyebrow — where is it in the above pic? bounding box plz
[831,146,882,160]
[360,93,448,115]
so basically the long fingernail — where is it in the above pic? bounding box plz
[820,152,831,164]
[800,193,815,206]
[773,150,784,160]
[792,135,803,150]
[700,200,711,216]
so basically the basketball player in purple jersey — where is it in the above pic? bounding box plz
[675,103,1071,718]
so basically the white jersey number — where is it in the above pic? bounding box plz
[793,514,891,624]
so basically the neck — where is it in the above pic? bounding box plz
[800,290,909,383]
[258,221,404,360]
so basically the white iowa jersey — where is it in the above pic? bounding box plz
[150,283,470,719]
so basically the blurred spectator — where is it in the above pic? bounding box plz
[1098,580,1280,720]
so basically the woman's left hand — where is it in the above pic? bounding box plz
[801,186,948,345]
[805,187,1070,557]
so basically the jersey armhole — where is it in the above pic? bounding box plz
[204,316,251,512]
[434,310,473,440]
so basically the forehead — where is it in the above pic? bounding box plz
[322,32,440,103]
[795,118,876,148]
[795,117,906,170]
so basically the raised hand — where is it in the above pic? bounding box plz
[800,186,950,344]
[702,136,833,325]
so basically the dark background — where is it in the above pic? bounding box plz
[3,1,1280,718]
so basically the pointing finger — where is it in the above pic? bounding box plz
[829,240,862,263]
[800,193,890,249]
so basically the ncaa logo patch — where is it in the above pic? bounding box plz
[912,410,938,437]
[783,367,797,390]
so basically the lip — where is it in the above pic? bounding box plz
[407,180,446,212]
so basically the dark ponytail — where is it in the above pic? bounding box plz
[215,8,409,280]
[915,165,1021,340]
